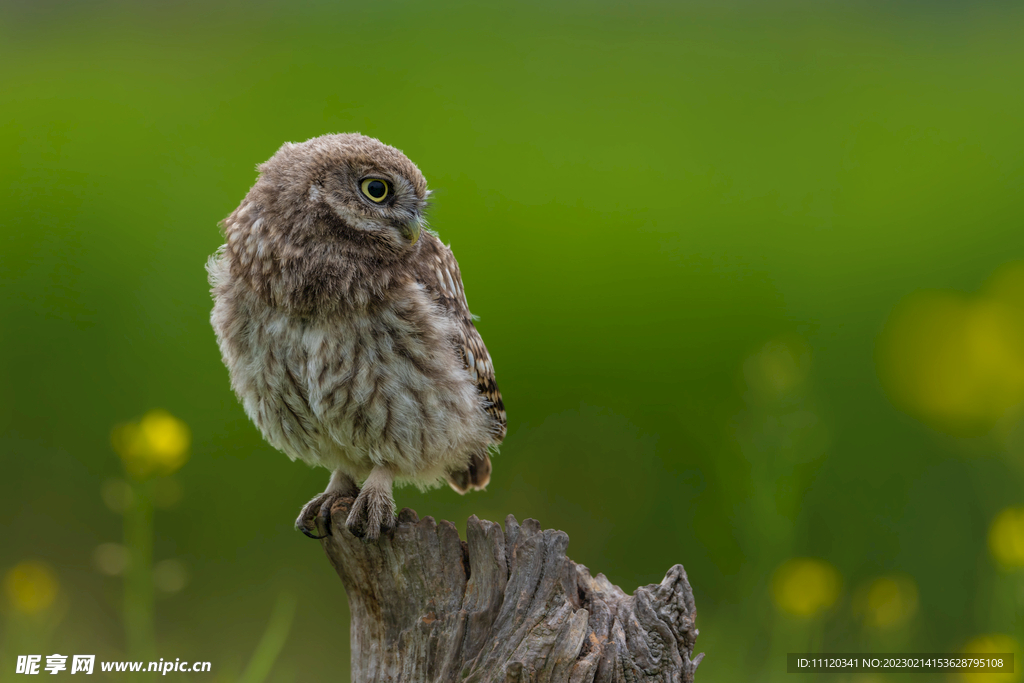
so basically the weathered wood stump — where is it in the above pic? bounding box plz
[319,498,703,683]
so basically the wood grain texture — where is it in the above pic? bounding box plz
[320,499,703,683]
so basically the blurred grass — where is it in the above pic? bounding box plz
[2,1,1024,680]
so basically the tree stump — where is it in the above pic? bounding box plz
[319,498,703,683]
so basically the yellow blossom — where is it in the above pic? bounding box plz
[877,261,1024,433]
[988,507,1024,569]
[111,409,191,478]
[961,633,1019,683]
[771,557,841,618]
[93,543,130,576]
[3,561,59,615]
[153,559,188,593]
[853,575,918,628]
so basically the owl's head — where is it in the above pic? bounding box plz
[254,133,429,254]
[221,134,432,313]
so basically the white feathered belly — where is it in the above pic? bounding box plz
[212,284,494,486]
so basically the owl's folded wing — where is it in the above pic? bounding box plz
[415,235,507,443]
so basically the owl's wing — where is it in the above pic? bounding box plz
[415,235,507,444]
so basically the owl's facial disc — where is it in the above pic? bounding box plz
[357,176,418,242]
[316,170,425,249]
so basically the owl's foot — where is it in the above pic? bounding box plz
[294,491,346,539]
[345,466,396,542]
[295,471,360,539]
[345,489,396,541]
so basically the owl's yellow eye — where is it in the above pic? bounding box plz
[360,178,390,203]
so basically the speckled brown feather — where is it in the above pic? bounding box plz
[414,235,505,492]
[415,236,507,441]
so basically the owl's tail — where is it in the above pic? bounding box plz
[447,450,491,494]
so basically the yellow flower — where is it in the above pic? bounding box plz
[111,409,191,478]
[93,543,130,576]
[771,557,841,618]
[853,575,919,628]
[961,633,1019,683]
[876,261,1024,433]
[988,507,1024,569]
[3,561,59,615]
[153,559,188,593]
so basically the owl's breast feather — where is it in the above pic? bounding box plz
[211,271,495,483]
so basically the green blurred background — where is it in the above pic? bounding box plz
[3,1,1024,680]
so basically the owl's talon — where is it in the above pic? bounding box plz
[301,527,329,540]
[318,497,339,537]
[345,488,396,542]
[295,490,347,539]
[295,494,330,538]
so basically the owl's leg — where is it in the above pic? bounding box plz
[294,469,360,539]
[345,465,396,542]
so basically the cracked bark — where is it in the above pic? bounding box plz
[318,499,703,683]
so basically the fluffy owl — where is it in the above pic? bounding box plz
[208,133,506,541]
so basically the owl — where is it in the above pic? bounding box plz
[208,133,506,541]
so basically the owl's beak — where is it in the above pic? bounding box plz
[400,217,421,245]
